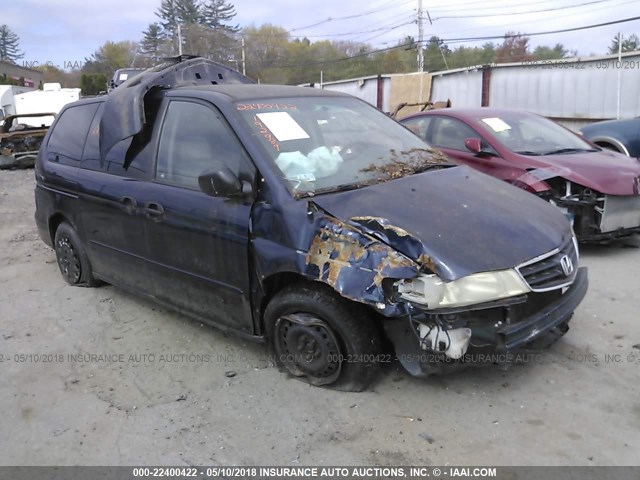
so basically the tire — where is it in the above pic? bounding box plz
[264,283,381,391]
[53,222,99,287]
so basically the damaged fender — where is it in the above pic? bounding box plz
[304,214,419,316]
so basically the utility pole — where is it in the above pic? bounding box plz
[241,37,246,75]
[177,24,183,56]
[417,0,424,72]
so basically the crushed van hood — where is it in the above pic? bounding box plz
[311,166,573,281]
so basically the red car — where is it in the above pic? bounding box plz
[400,108,640,242]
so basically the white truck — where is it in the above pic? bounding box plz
[13,83,81,127]
[0,85,34,126]
[0,83,80,169]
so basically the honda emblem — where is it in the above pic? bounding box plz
[560,255,574,277]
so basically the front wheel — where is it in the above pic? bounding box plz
[54,222,99,287]
[264,283,381,391]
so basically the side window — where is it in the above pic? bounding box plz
[431,117,477,151]
[156,100,244,191]
[81,103,149,179]
[403,117,433,142]
[48,103,100,165]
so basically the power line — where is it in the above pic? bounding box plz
[416,0,637,40]
[425,0,595,14]
[357,16,417,44]
[350,11,417,41]
[351,13,417,42]
[267,15,640,69]
[239,20,416,39]
[432,0,617,20]
[436,14,640,43]
[288,0,413,32]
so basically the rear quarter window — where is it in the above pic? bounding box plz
[47,103,100,165]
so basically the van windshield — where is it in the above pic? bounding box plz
[234,96,448,196]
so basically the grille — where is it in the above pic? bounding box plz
[516,238,578,292]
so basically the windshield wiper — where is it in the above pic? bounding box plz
[514,150,542,156]
[543,147,598,155]
[413,163,451,173]
[301,181,368,197]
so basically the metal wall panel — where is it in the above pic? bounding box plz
[430,70,483,108]
[488,61,640,119]
[429,54,640,122]
[320,77,382,108]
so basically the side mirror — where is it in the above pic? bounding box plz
[198,167,247,197]
[464,137,483,154]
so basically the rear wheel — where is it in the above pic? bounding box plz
[54,222,99,287]
[264,283,381,391]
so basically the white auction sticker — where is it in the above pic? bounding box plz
[256,112,310,142]
[481,117,511,132]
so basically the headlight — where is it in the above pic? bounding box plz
[395,269,530,310]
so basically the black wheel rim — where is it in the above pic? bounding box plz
[275,313,342,384]
[56,235,81,283]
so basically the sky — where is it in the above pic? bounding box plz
[2,0,639,72]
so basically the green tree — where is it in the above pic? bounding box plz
[201,0,238,31]
[83,41,140,77]
[80,73,108,95]
[157,0,179,33]
[423,36,449,72]
[176,0,201,24]
[242,24,290,83]
[140,23,167,62]
[0,25,24,63]
[608,34,639,53]
[156,0,179,54]
[495,32,532,63]
[533,43,569,60]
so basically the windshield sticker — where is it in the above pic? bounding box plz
[237,103,298,111]
[118,73,128,81]
[481,117,511,132]
[253,115,281,152]
[256,112,310,142]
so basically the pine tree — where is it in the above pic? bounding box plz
[140,23,165,61]
[156,0,178,33]
[175,0,201,25]
[201,0,239,32]
[608,34,639,54]
[0,25,24,63]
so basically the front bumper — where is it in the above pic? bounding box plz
[496,267,587,350]
[384,267,588,377]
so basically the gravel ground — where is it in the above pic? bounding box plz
[0,169,639,466]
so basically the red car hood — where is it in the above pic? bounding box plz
[516,149,640,195]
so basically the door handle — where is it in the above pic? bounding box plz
[119,196,137,214]
[144,201,165,220]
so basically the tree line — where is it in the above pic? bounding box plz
[1,3,639,95]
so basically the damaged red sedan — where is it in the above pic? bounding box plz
[35,58,587,391]
[401,108,640,242]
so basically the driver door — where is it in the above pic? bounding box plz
[142,98,256,333]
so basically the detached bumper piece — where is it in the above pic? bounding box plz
[384,267,588,377]
[579,226,640,243]
[0,153,37,170]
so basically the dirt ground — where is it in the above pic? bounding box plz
[0,168,639,466]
